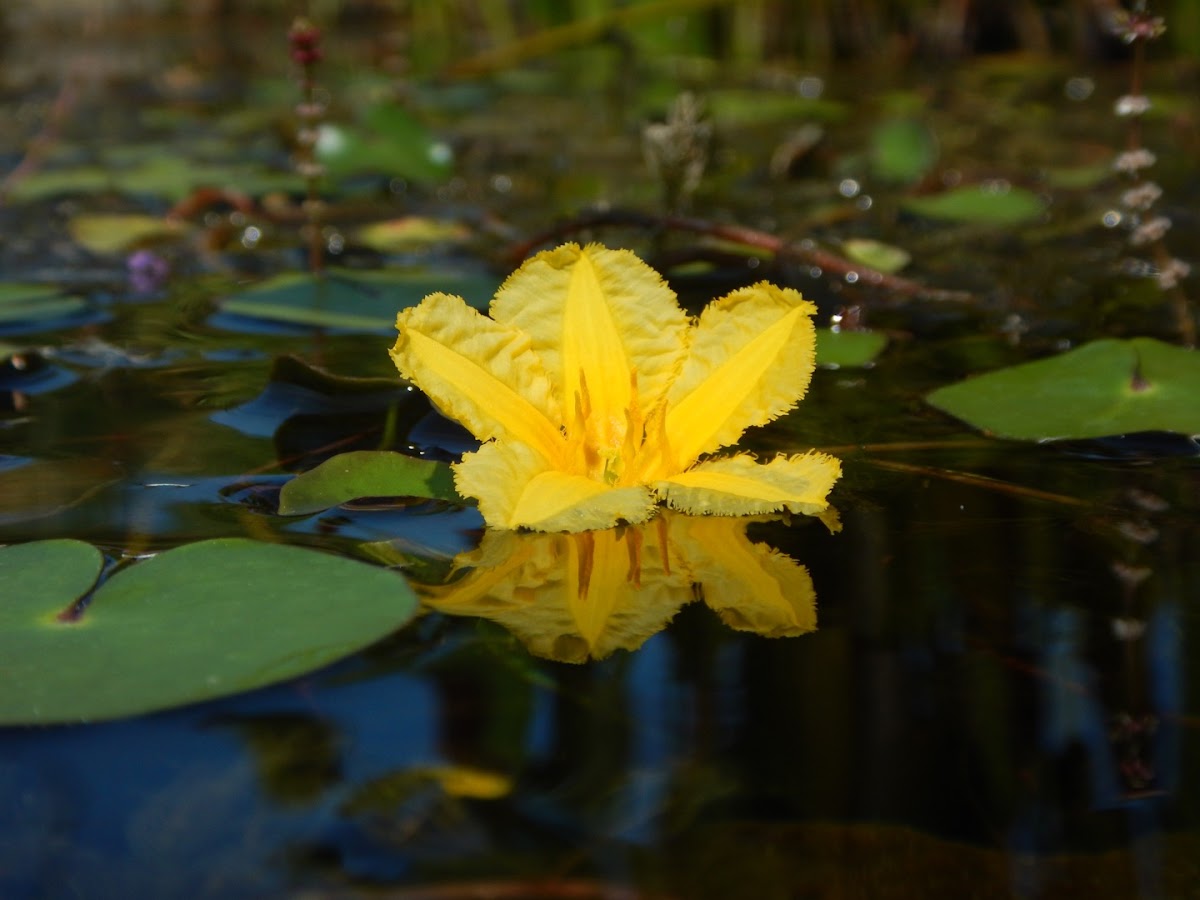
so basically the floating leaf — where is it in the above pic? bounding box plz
[706,89,849,126]
[0,538,419,724]
[1044,164,1112,190]
[7,151,301,203]
[926,338,1200,441]
[841,239,911,274]
[902,185,1047,226]
[68,213,186,255]
[0,284,100,335]
[215,269,499,334]
[356,217,471,253]
[869,118,937,185]
[316,104,454,184]
[279,450,462,515]
[815,329,888,368]
[0,538,105,614]
[4,164,114,201]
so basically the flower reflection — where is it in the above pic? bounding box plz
[418,512,830,663]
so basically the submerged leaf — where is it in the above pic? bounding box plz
[927,337,1200,441]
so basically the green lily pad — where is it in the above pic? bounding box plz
[869,118,937,185]
[279,450,462,515]
[902,185,1048,226]
[815,329,888,368]
[0,284,88,325]
[0,537,419,724]
[0,538,105,615]
[219,269,499,332]
[926,337,1200,441]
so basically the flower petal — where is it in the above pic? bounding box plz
[662,283,818,469]
[668,514,817,637]
[490,244,689,436]
[455,441,656,532]
[391,293,564,463]
[655,451,841,517]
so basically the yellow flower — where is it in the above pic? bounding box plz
[418,513,820,663]
[390,242,841,532]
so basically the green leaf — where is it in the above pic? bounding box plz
[0,284,88,325]
[356,217,471,253]
[219,269,499,332]
[279,450,462,515]
[706,89,849,126]
[7,151,302,203]
[926,337,1200,441]
[0,539,105,618]
[841,239,911,274]
[869,118,937,185]
[68,213,186,255]
[316,105,454,184]
[0,538,419,724]
[1043,163,1112,190]
[815,329,888,368]
[902,185,1047,226]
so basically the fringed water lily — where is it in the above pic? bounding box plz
[418,513,819,663]
[390,242,840,532]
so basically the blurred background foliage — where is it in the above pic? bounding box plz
[4,0,1199,70]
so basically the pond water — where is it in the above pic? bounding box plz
[1,7,1198,899]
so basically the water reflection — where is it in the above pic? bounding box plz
[419,512,828,663]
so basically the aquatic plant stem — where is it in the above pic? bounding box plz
[510,208,968,301]
[1112,2,1195,345]
[290,17,326,277]
[0,70,80,206]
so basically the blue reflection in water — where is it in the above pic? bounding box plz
[1010,601,1182,898]
[0,662,440,898]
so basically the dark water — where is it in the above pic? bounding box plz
[2,9,1199,899]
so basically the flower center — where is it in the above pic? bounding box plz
[568,368,648,485]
